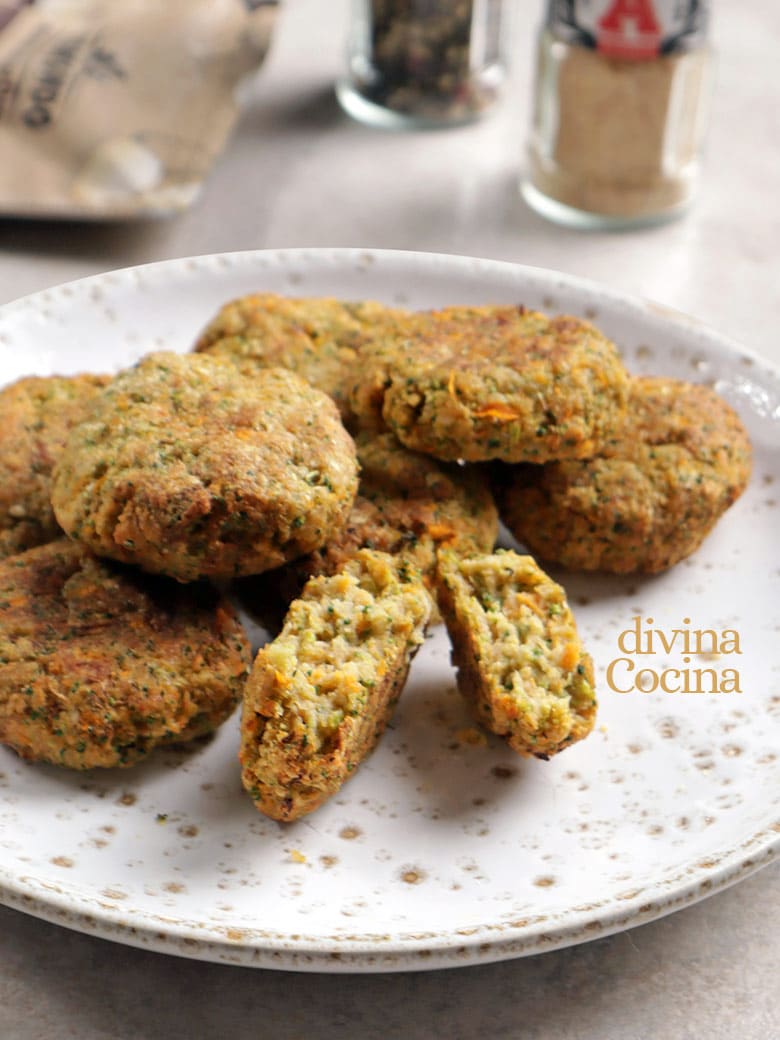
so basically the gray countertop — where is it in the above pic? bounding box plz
[0,2,778,1037]
[2,865,778,1039]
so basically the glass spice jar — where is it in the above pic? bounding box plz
[336,0,510,129]
[522,1,712,229]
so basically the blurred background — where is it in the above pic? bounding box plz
[1,0,778,362]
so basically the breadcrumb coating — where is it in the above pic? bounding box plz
[51,352,359,582]
[349,305,629,461]
[495,377,753,573]
[0,540,251,769]
[193,292,409,424]
[0,373,110,559]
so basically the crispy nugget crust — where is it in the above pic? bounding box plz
[193,293,408,422]
[496,377,753,574]
[435,549,596,758]
[0,540,251,769]
[349,306,629,461]
[0,374,111,559]
[240,550,432,821]
[258,432,498,616]
[50,353,359,582]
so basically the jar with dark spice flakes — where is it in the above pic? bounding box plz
[337,0,511,128]
[522,1,712,228]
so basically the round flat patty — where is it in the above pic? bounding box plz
[193,293,409,424]
[348,305,629,462]
[51,352,359,582]
[0,374,110,559]
[0,540,251,769]
[495,377,753,573]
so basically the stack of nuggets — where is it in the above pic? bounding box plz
[197,292,750,817]
[0,348,360,772]
[0,291,752,822]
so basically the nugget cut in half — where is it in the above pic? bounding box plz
[495,377,753,574]
[0,373,110,559]
[0,540,251,769]
[435,549,596,759]
[252,432,498,623]
[240,550,432,821]
[51,353,359,582]
[349,306,629,462]
[194,293,409,423]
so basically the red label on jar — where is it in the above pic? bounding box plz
[546,1,707,58]
[596,0,661,58]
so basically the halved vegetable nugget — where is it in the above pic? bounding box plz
[435,549,596,759]
[240,550,432,821]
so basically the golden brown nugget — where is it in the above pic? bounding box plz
[51,352,359,583]
[240,550,432,821]
[435,549,596,759]
[349,305,629,461]
[193,292,409,423]
[0,540,251,769]
[495,377,753,574]
[256,432,499,618]
[0,373,111,559]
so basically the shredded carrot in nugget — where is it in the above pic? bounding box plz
[427,522,457,543]
[560,642,580,672]
[473,403,520,422]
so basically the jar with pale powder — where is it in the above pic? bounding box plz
[522,1,712,229]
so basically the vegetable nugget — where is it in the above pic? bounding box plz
[51,352,359,582]
[349,305,629,461]
[0,540,251,770]
[495,377,753,574]
[0,374,111,559]
[435,549,596,759]
[193,292,408,423]
[240,550,432,821]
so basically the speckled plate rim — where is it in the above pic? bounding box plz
[0,820,776,972]
[0,247,777,973]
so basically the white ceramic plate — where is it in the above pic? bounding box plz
[0,249,777,973]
